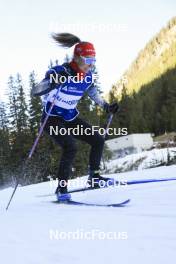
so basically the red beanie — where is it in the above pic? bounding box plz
[74,42,96,57]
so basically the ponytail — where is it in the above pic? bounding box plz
[51,33,81,48]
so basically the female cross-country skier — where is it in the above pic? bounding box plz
[37,33,119,201]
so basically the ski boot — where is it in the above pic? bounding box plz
[55,185,71,202]
[87,170,115,188]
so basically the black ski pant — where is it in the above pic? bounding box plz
[42,113,105,183]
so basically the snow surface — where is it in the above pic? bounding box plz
[1,165,176,264]
[105,147,176,172]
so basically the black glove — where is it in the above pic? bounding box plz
[104,102,120,114]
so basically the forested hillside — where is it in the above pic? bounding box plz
[108,17,176,136]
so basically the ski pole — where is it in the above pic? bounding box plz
[101,113,114,170]
[103,113,114,139]
[6,89,60,210]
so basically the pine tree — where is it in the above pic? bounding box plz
[8,75,19,133]
[28,71,42,138]
[0,102,10,185]
[16,73,28,132]
[7,74,29,178]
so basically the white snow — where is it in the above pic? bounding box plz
[105,147,176,172]
[0,165,176,264]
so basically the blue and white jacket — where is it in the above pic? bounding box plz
[42,63,107,121]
